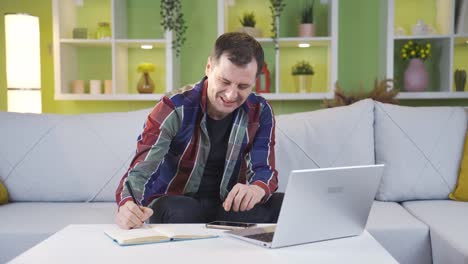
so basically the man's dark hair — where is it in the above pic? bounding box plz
[211,32,264,76]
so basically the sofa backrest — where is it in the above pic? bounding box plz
[374,102,467,202]
[274,99,376,192]
[0,109,151,202]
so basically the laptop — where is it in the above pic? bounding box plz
[226,164,384,248]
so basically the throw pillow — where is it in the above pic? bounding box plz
[275,99,375,192]
[374,102,467,202]
[0,180,8,204]
[449,132,468,201]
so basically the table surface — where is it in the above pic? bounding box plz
[11,224,397,264]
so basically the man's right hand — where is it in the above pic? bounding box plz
[116,201,153,229]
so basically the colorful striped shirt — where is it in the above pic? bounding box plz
[116,77,278,208]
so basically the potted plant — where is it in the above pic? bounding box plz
[160,0,187,57]
[269,0,286,46]
[238,11,262,38]
[291,60,315,92]
[136,63,156,94]
[299,0,315,37]
[400,40,431,92]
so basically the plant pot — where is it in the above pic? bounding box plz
[293,74,313,93]
[238,26,262,38]
[404,58,428,92]
[137,73,155,94]
[298,23,315,37]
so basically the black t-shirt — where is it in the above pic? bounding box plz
[197,113,234,198]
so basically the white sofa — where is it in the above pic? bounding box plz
[1,99,467,263]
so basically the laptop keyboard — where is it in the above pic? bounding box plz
[245,232,275,242]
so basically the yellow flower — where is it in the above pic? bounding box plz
[137,63,155,73]
[401,40,431,61]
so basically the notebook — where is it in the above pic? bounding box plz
[105,224,218,246]
[227,164,385,248]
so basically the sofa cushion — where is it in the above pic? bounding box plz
[450,132,468,201]
[366,201,432,264]
[275,99,375,191]
[374,102,467,201]
[0,202,116,263]
[0,109,151,202]
[403,200,468,264]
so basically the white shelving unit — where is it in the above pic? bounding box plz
[52,0,178,101]
[217,0,338,100]
[383,0,468,99]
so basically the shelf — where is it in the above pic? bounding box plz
[278,37,332,47]
[53,0,177,100]
[393,35,452,40]
[383,0,468,98]
[261,92,334,100]
[115,39,167,48]
[60,39,112,47]
[54,93,163,101]
[396,92,468,99]
[54,92,336,101]
[218,0,338,98]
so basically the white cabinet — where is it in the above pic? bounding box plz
[217,0,338,100]
[383,0,468,99]
[52,0,178,101]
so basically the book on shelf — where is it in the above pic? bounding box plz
[104,224,218,246]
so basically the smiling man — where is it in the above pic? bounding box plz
[115,32,283,229]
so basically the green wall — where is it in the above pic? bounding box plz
[1,0,468,115]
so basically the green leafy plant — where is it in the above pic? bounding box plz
[160,0,187,57]
[301,0,315,24]
[401,40,431,61]
[269,0,286,44]
[291,60,315,75]
[239,12,256,27]
[323,79,399,108]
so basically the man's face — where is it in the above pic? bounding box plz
[205,54,257,120]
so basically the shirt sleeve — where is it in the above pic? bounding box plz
[115,96,181,208]
[248,100,279,203]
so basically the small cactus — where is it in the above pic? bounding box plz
[455,69,466,92]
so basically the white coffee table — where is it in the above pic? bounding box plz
[10,224,397,264]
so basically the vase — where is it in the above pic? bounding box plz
[294,75,313,93]
[298,23,315,37]
[454,69,466,92]
[137,73,155,94]
[404,58,429,92]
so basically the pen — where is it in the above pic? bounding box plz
[125,181,141,206]
[125,181,149,226]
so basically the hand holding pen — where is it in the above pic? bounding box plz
[115,181,153,229]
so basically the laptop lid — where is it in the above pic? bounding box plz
[270,164,384,248]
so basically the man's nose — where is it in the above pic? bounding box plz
[224,85,237,101]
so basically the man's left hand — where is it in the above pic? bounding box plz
[223,183,265,212]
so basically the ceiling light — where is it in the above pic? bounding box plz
[141,45,153,50]
[298,43,310,48]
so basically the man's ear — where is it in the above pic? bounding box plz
[205,57,212,76]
